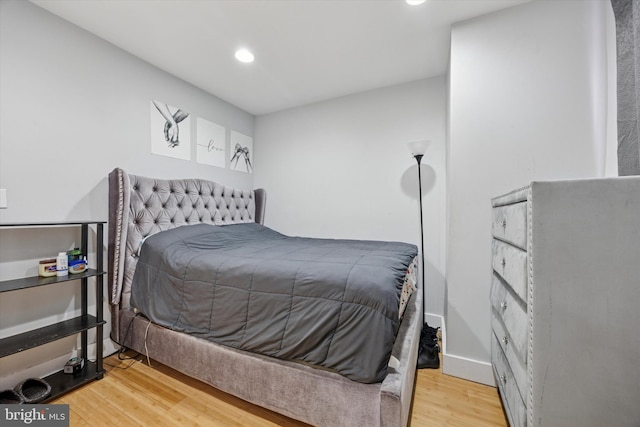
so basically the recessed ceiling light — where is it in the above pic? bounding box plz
[235,49,255,63]
[405,0,426,5]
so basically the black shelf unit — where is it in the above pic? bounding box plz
[0,221,106,399]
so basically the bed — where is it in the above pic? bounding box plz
[107,167,422,426]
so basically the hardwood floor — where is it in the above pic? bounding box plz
[51,352,508,426]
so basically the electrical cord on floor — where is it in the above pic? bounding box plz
[104,355,140,370]
[121,312,144,353]
[102,311,156,370]
[102,312,146,370]
[143,318,153,368]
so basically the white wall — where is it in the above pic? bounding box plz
[1,0,619,392]
[0,0,254,388]
[445,0,616,384]
[254,77,447,321]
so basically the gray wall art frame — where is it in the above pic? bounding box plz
[150,99,191,160]
[230,130,253,174]
[196,117,226,168]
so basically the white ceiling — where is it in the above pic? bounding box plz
[31,0,530,116]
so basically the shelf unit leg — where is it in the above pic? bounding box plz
[81,223,89,367]
[96,223,104,376]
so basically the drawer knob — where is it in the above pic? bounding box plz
[501,336,509,345]
[500,375,507,385]
[501,258,506,268]
[501,219,507,229]
[500,301,508,311]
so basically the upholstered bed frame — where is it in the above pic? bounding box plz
[107,168,422,427]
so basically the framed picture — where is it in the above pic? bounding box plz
[196,117,226,168]
[150,100,191,160]
[229,131,253,174]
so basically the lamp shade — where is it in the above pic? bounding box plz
[407,140,430,157]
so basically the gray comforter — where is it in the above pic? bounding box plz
[130,223,417,383]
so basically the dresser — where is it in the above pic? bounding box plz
[490,178,640,427]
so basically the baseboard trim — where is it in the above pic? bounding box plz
[425,313,496,387]
[423,313,443,329]
[103,337,120,357]
[442,352,495,386]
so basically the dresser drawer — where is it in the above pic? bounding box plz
[492,239,527,302]
[492,334,527,427]
[491,311,527,397]
[490,272,527,361]
[492,201,528,250]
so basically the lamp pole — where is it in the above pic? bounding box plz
[413,154,425,324]
[409,141,440,369]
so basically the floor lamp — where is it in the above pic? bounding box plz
[409,140,439,369]
[408,140,429,324]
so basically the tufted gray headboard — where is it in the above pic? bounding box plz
[107,168,265,342]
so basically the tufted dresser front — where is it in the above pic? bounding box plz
[491,185,529,426]
[490,178,640,427]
